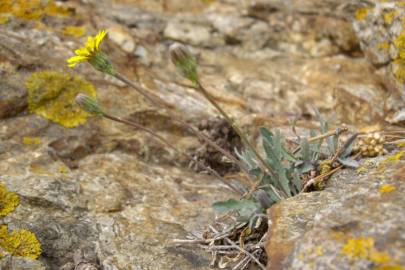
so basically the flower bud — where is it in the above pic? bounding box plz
[89,52,116,76]
[75,93,105,115]
[169,43,198,84]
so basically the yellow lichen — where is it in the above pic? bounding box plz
[393,18,405,83]
[0,182,20,217]
[314,246,324,256]
[341,236,404,269]
[355,7,369,21]
[378,151,404,172]
[379,184,396,193]
[341,236,374,259]
[44,0,70,17]
[376,266,405,270]
[0,15,9,24]
[25,71,96,128]
[12,0,44,20]
[0,225,42,260]
[378,42,390,50]
[58,165,69,174]
[384,11,399,25]
[0,0,12,13]
[61,26,86,38]
[22,136,41,145]
[1,0,70,21]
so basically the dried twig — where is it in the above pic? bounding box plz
[209,225,267,270]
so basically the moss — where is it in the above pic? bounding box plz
[25,71,96,128]
[0,225,42,260]
[61,26,86,38]
[0,182,20,217]
[379,184,396,193]
[355,7,369,21]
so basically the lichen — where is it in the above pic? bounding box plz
[393,18,405,83]
[0,0,12,13]
[25,71,96,128]
[383,11,399,25]
[0,0,70,21]
[341,236,404,269]
[22,136,41,145]
[0,225,42,260]
[0,15,9,24]
[378,42,390,50]
[0,182,20,217]
[379,184,396,193]
[61,26,86,38]
[355,7,369,21]
[378,151,404,172]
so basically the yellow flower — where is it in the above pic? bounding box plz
[67,30,108,68]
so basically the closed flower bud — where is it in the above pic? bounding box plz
[75,94,105,115]
[169,43,198,84]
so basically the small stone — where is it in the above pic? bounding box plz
[108,27,135,53]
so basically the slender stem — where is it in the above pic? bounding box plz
[196,81,274,176]
[113,73,252,179]
[103,113,242,194]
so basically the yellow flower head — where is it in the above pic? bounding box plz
[67,30,108,68]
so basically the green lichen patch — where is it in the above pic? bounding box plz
[25,71,97,128]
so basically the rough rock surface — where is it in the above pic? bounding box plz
[266,156,405,270]
[0,0,404,269]
[352,1,405,124]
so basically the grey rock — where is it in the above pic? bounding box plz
[266,157,405,270]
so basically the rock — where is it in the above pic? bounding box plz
[0,81,27,119]
[266,156,405,270]
[163,19,217,47]
[1,0,405,269]
[0,256,47,270]
[108,27,136,53]
[352,1,405,106]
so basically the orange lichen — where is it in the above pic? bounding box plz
[0,183,20,217]
[25,71,96,128]
[379,184,396,193]
[0,225,42,260]
[355,7,369,21]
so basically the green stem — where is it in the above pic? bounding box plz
[103,112,242,194]
[113,73,252,179]
[196,81,274,177]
